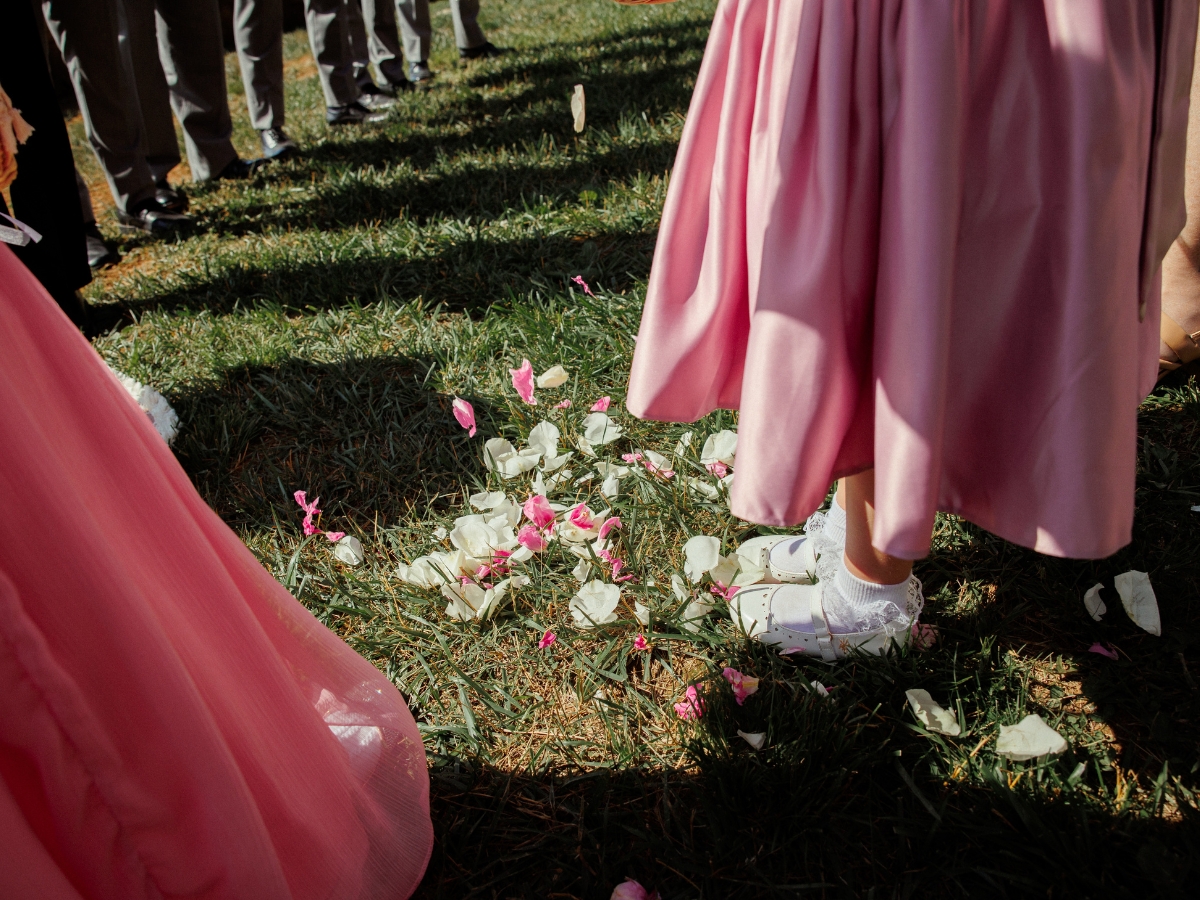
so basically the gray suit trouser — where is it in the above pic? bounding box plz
[123,0,237,182]
[354,0,485,70]
[42,0,155,211]
[233,0,285,130]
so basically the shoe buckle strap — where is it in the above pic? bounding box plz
[809,586,838,661]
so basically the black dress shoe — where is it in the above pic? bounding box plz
[409,60,434,83]
[216,157,261,179]
[83,222,120,269]
[459,41,504,60]
[357,87,397,112]
[325,102,388,126]
[116,199,193,236]
[259,127,298,160]
[154,180,188,213]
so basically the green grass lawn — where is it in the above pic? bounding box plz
[77,1,1200,896]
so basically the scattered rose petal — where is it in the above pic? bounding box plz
[469,491,506,511]
[538,630,557,649]
[700,430,738,467]
[518,524,548,552]
[705,461,728,478]
[452,397,477,437]
[537,365,570,389]
[582,412,624,445]
[598,516,622,540]
[432,526,449,541]
[556,400,572,409]
[568,502,598,530]
[911,622,938,651]
[633,634,649,651]
[681,597,713,633]
[600,471,620,499]
[722,667,760,705]
[634,601,650,626]
[522,494,556,530]
[591,396,612,412]
[572,559,592,582]
[324,530,346,542]
[1089,642,1119,660]
[1114,570,1161,636]
[527,421,560,459]
[674,432,693,455]
[683,535,721,582]
[810,680,830,697]
[294,490,322,535]
[996,714,1068,761]
[484,438,542,478]
[1083,583,1106,621]
[737,730,767,750]
[673,684,704,720]
[510,359,537,405]
[571,275,596,297]
[570,580,621,628]
[904,688,960,736]
[610,879,659,900]
[641,450,674,479]
[332,535,364,566]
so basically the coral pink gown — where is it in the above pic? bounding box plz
[0,247,432,898]
[627,0,1197,559]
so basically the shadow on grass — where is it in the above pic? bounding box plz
[86,226,656,333]
[170,354,499,529]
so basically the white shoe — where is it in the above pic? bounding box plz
[729,577,923,660]
[735,534,818,584]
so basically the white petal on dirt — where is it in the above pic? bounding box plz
[1083,583,1106,622]
[708,554,740,589]
[683,535,721,581]
[332,535,364,566]
[737,730,767,750]
[570,580,621,628]
[536,365,569,388]
[571,84,586,132]
[450,517,503,558]
[671,573,690,604]
[681,597,713,633]
[582,412,624,445]
[1191,504,1200,512]
[635,601,650,626]
[600,471,621,499]
[527,421,560,459]
[700,429,738,466]
[542,452,573,473]
[1114,570,1161,636]
[996,714,1068,761]
[904,689,961,736]
[432,526,449,541]
[441,582,486,621]
[469,491,507,511]
[575,434,597,457]
[572,559,592,582]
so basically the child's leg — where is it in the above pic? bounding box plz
[842,469,913,585]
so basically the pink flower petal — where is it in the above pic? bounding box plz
[598,516,622,540]
[523,494,556,531]
[705,461,729,478]
[324,531,346,542]
[571,275,596,298]
[452,397,477,437]
[621,453,643,465]
[633,634,649,651]
[673,684,705,720]
[555,399,572,409]
[1089,642,1119,660]
[710,583,739,600]
[590,396,611,412]
[610,879,659,900]
[568,503,596,530]
[721,667,760,705]
[294,490,320,516]
[911,622,938,651]
[510,359,537,405]
[518,524,548,552]
[538,630,557,649]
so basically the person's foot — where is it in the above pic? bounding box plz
[215,157,261,180]
[259,127,298,160]
[116,199,193,236]
[83,222,120,269]
[325,102,389,126]
[459,41,504,60]
[356,84,397,112]
[1160,240,1200,375]
[409,60,434,83]
[154,180,188,213]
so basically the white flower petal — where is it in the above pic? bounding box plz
[582,412,624,446]
[674,431,693,455]
[432,526,449,541]
[708,554,740,589]
[600,472,620,499]
[1083,583,1106,622]
[686,477,719,500]
[634,601,650,627]
[570,580,621,628]
[683,535,721,582]
[572,559,592,582]
[509,545,533,563]
[527,421,561,459]
[536,365,570,388]
[996,714,1067,761]
[469,491,507,511]
[332,535,364,566]
[681,597,713,633]
[541,452,573,473]
[737,730,766,750]
[1113,570,1160,636]
[575,434,597,457]
[441,582,486,621]
[670,573,689,604]
[810,680,830,697]
[904,689,961,736]
[700,429,738,466]
[450,519,503,558]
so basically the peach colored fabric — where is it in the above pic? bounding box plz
[0,247,432,899]
[627,0,1196,559]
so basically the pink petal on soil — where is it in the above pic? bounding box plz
[673,684,704,720]
[555,400,573,409]
[510,359,537,405]
[1089,642,1119,660]
[452,398,477,437]
[538,630,557,649]
[591,396,611,412]
[633,634,649,651]
[294,490,320,515]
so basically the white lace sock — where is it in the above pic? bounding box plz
[823,556,910,633]
[824,491,847,549]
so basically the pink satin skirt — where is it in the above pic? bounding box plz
[627,0,1195,559]
[0,246,432,898]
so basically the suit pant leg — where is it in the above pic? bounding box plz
[41,0,155,212]
[360,0,406,85]
[233,0,285,131]
[120,0,181,184]
[393,0,431,64]
[449,0,485,51]
[303,0,359,107]
[153,0,237,181]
